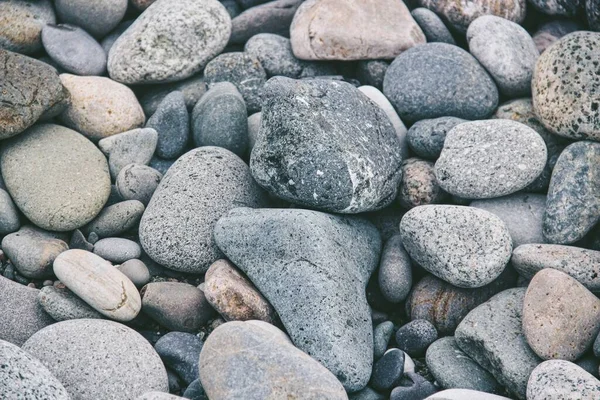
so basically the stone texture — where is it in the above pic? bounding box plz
[411,8,455,44]
[93,237,141,263]
[98,128,158,178]
[373,321,395,360]
[398,158,446,209]
[0,0,55,54]
[378,235,412,304]
[116,164,162,205]
[356,60,388,89]
[527,360,600,399]
[146,91,189,160]
[85,200,145,238]
[529,0,583,16]
[54,0,128,38]
[140,75,207,116]
[39,285,103,321]
[371,348,405,391]
[407,117,466,160]
[244,33,303,78]
[0,189,20,235]
[155,332,203,385]
[395,319,438,357]
[229,0,303,44]
[533,20,582,54]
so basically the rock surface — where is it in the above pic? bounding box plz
[411,8,455,44]
[398,158,446,209]
[378,235,412,304]
[39,285,103,321]
[0,1,56,54]
[407,117,466,160]
[146,91,189,160]
[155,332,203,385]
[527,360,600,399]
[230,0,303,44]
[98,128,158,178]
[54,0,127,38]
[85,200,145,238]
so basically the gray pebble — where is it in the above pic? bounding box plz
[0,189,20,235]
[371,348,405,391]
[532,20,582,54]
[85,200,145,238]
[247,112,261,154]
[140,75,207,116]
[38,285,103,321]
[407,117,466,160]
[411,8,455,44]
[116,259,150,288]
[356,60,389,89]
[70,229,94,252]
[389,372,437,400]
[373,321,395,360]
[527,360,600,400]
[98,128,158,178]
[54,0,127,38]
[378,235,412,304]
[146,91,189,160]
[349,387,386,400]
[116,164,162,206]
[244,33,302,78]
[395,319,438,357]
[229,0,303,44]
[93,237,141,263]
[155,332,203,385]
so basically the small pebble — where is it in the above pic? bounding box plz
[146,91,190,160]
[116,164,162,206]
[98,128,158,178]
[371,348,405,391]
[373,321,395,360]
[116,259,150,288]
[395,319,438,357]
[93,237,141,263]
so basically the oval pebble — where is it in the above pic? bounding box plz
[54,0,127,38]
[395,319,438,357]
[0,0,56,54]
[93,238,141,263]
[146,91,190,160]
[406,117,466,160]
[411,8,455,44]
[116,259,150,288]
[38,285,103,321]
[116,164,162,206]
[378,235,412,304]
[85,200,145,238]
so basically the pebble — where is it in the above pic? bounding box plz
[398,158,446,209]
[373,321,395,360]
[149,157,175,176]
[0,1,56,54]
[426,389,511,400]
[22,319,168,400]
[146,91,189,160]
[116,259,150,288]
[199,320,347,399]
[99,128,158,178]
[350,387,386,400]
[59,74,145,141]
[467,15,539,97]
[229,0,303,44]
[406,117,466,160]
[244,33,303,78]
[116,164,162,205]
[247,112,261,153]
[70,229,94,252]
[54,0,127,38]
[54,249,141,321]
[41,24,107,76]
[139,147,268,274]
[426,337,501,393]
[532,20,581,54]
[108,0,231,84]
[140,75,207,116]
[400,205,512,288]
[0,189,20,235]
[390,372,437,400]
[529,0,583,16]
[214,207,381,391]
[290,0,425,60]
[1,123,111,231]
[251,77,402,214]
[191,82,248,156]
[2,225,68,278]
[141,282,214,332]
[378,235,412,304]
[371,348,405,391]
[93,237,141,263]
[383,43,498,122]
[527,360,600,399]
[395,319,438,357]
[411,8,455,44]
[85,200,144,238]
[38,285,103,321]
[523,268,600,361]
[356,61,388,89]
[155,332,203,385]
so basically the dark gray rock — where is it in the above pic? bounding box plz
[221,0,241,18]
[395,319,438,357]
[527,360,600,399]
[390,372,437,400]
[533,20,582,54]
[371,348,405,391]
[214,207,381,391]
[155,332,203,385]
[70,229,94,251]
[356,60,388,89]
[588,0,600,30]
[373,321,395,360]
[0,189,20,235]
[146,91,189,160]
[149,157,175,176]
[229,0,303,44]
[85,200,145,238]
[411,8,455,44]
[0,0,56,54]
[38,285,104,321]
[54,0,127,38]
[250,77,403,214]
[183,379,208,400]
[529,0,583,16]
[378,235,412,303]
[93,237,141,263]
[140,75,207,116]
[116,164,162,206]
[98,128,158,179]
[236,0,270,9]
[244,33,303,78]
[349,387,386,400]
[407,117,466,160]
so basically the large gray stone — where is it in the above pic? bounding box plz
[54,0,128,38]
[526,360,600,400]
[0,0,56,54]
[214,207,381,391]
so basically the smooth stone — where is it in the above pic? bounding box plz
[204,259,277,324]
[0,0,55,54]
[398,158,446,209]
[383,43,498,122]
[395,319,438,357]
[85,200,144,238]
[244,33,303,78]
[155,332,203,385]
[523,268,600,361]
[0,339,69,399]
[141,282,214,332]
[426,389,511,400]
[70,229,94,251]
[373,321,395,360]
[407,117,466,160]
[199,320,347,399]
[192,82,248,156]
[54,249,141,321]
[116,259,150,288]
[400,205,512,288]
[1,123,111,231]
[93,237,141,263]
[101,19,133,54]
[54,0,127,38]
[0,50,68,139]
[470,194,546,247]
[467,15,539,97]
[0,276,54,346]
[146,91,189,160]
[98,128,158,178]
[251,77,403,214]
[108,0,231,84]
[247,112,261,153]
[214,207,380,391]
[2,225,68,278]
[290,0,425,61]
[527,360,600,399]
[140,75,207,116]
[426,337,501,393]
[390,372,437,400]
[139,147,268,274]
[116,164,162,206]
[411,8,455,44]
[533,20,582,54]
[529,0,583,15]
[350,387,386,400]
[435,120,547,199]
[378,235,412,303]
[356,60,388,89]
[418,0,526,33]
[182,379,207,400]
[23,319,168,400]
[59,74,145,141]
[532,32,600,140]
[371,348,405,391]
[229,0,303,44]
[0,189,20,235]
[455,288,542,400]
[39,285,103,321]
[41,24,107,76]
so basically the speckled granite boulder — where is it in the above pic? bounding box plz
[527,360,600,399]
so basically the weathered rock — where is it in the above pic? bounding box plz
[378,235,412,304]
[116,164,162,205]
[398,158,446,209]
[0,0,55,54]
[116,259,150,288]
[407,117,466,160]
[98,128,158,178]
[411,8,455,44]
[230,0,303,44]
[85,200,145,238]
[155,332,203,385]
[93,237,141,263]
[0,189,20,235]
[244,33,304,78]
[39,285,103,321]
[146,91,189,160]
[527,360,600,400]
[533,20,582,54]
[54,0,128,38]
[140,75,207,116]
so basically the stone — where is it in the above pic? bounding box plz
[251,77,403,214]
[395,319,438,357]
[467,15,539,97]
[373,321,395,360]
[141,282,214,332]
[411,8,455,44]
[390,372,437,400]
[426,390,511,400]
[0,339,69,399]
[527,360,600,399]
[59,74,145,141]
[350,387,386,400]
[41,24,107,76]
[529,0,583,16]
[22,319,168,400]
[155,332,203,385]
[191,82,248,156]
[0,0,55,54]
[418,0,526,33]
[371,348,405,391]
[204,259,277,324]
[183,379,208,400]
[244,33,303,78]
[455,288,542,400]
[290,0,425,61]
[85,200,144,238]
[400,205,512,288]
[101,19,133,54]
[54,249,141,321]
[407,117,466,160]
[221,0,241,18]
[588,0,600,30]
[1,123,111,231]
[0,50,69,139]
[93,237,141,263]
[39,285,103,321]
[230,0,303,44]
[139,147,268,274]
[214,207,381,391]
[108,0,230,84]
[356,60,388,89]
[435,120,547,199]
[470,194,546,248]
[116,164,162,205]
[99,128,158,178]
[116,259,150,288]
[199,320,347,399]
[54,0,128,38]
[0,276,54,346]
[146,91,190,160]
[398,158,446,209]
[383,43,498,123]
[141,76,207,117]
[149,157,175,176]
[426,337,501,393]
[0,189,20,235]
[378,235,412,303]
[533,20,582,54]
[204,52,266,113]
[2,225,68,278]
[247,112,261,153]
[523,268,600,361]
[237,0,271,9]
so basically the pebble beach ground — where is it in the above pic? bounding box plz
[1,0,600,399]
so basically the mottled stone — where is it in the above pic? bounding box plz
[533,20,582,54]
[371,348,405,391]
[54,0,127,38]
[0,0,55,54]
[373,321,395,360]
[529,0,583,16]
[98,128,158,178]
[411,8,455,44]
[146,91,189,160]
[378,235,412,303]
[116,164,162,206]
[230,0,303,44]
[155,332,203,385]
[245,33,303,78]
[407,117,466,160]
[398,158,446,209]
[527,360,600,399]
[39,285,103,321]
[356,60,388,89]
[85,200,145,238]
[395,319,438,357]
[140,75,207,116]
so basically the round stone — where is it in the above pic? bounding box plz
[54,0,128,38]
[395,319,438,357]
[85,200,145,238]
[140,75,207,116]
[378,235,412,304]
[406,117,466,160]
[146,91,190,160]
[99,128,158,178]
[93,237,141,263]
[116,164,162,206]
[116,259,150,288]
[356,60,389,89]
[371,348,405,391]
[38,285,103,321]
[411,8,455,44]
[398,158,446,209]
[230,0,302,44]
[244,33,303,78]
[0,0,56,54]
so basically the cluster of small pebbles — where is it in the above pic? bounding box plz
[2,0,600,399]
